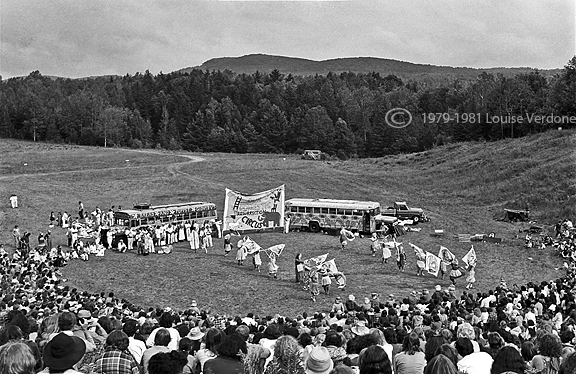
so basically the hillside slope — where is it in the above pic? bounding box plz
[179,53,559,80]
[346,129,576,224]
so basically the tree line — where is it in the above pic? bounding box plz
[1,57,575,158]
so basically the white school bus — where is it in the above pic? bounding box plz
[113,202,217,229]
[285,198,398,234]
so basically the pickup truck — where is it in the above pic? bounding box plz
[382,202,427,223]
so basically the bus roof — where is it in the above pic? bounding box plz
[117,201,216,216]
[285,198,380,210]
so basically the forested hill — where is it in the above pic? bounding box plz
[1,57,574,158]
[180,54,560,82]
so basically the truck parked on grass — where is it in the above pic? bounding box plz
[382,201,428,223]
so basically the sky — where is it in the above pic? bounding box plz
[1,0,575,79]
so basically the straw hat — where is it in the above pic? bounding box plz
[188,327,204,341]
[43,333,86,370]
[305,346,334,374]
[351,321,370,336]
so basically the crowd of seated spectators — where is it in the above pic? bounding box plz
[4,221,576,373]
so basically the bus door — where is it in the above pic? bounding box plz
[363,210,373,232]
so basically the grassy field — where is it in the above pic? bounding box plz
[0,130,574,317]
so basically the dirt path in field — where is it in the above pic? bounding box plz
[0,149,206,180]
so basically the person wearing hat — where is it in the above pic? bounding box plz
[39,332,86,374]
[351,320,370,336]
[305,346,333,374]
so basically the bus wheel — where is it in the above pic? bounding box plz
[309,222,321,233]
[412,216,420,224]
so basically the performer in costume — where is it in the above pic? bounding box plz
[253,249,262,272]
[381,241,392,264]
[449,259,464,285]
[370,233,378,257]
[320,269,331,295]
[189,225,200,252]
[339,227,354,250]
[236,240,246,265]
[309,269,320,302]
[268,252,278,279]
[223,233,233,256]
[396,242,406,272]
[333,271,346,289]
[416,251,426,276]
[295,253,305,283]
[465,264,476,289]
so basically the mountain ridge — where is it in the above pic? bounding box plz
[178,53,560,81]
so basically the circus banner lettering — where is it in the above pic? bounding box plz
[223,185,285,233]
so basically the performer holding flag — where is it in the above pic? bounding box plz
[339,227,355,250]
[438,246,456,280]
[395,240,406,272]
[268,252,279,279]
[462,246,478,290]
[410,243,427,277]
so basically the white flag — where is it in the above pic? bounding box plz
[425,252,441,276]
[462,245,477,267]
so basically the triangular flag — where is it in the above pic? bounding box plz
[266,244,285,257]
[304,253,329,267]
[239,236,262,255]
[409,243,426,258]
[426,252,441,276]
[462,245,477,267]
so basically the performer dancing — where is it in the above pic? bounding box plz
[253,249,262,272]
[416,251,426,276]
[449,259,465,285]
[381,241,392,264]
[236,240,246,265]
[268,252,279,279]
[395,242,406,272]
[223,233,232,256]
[465,264,476,289]
[309,269,320,302]
[370,233,378,257]
[295,253,305,283]
[320,268,331,295]
[339,227,354,250]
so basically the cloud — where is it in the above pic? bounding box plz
[1,0,573,78]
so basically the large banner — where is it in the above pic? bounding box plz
[223,185,285,234]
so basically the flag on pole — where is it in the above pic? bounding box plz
[304,253,329,268]
[438,246,456,263]
[425,252,441,276]
[321,259,339,273]
[409,243,426,258]
[265,244,285,257]
[240,237,262,255]
[462,245,477,267]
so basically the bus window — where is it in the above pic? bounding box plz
[298,207,306,213]
[344,209,353,216]
[305,207,311,213]
[329,208,337,215]
[321,208,329,214]
[353,210,362,216]
[313,207,321,214]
